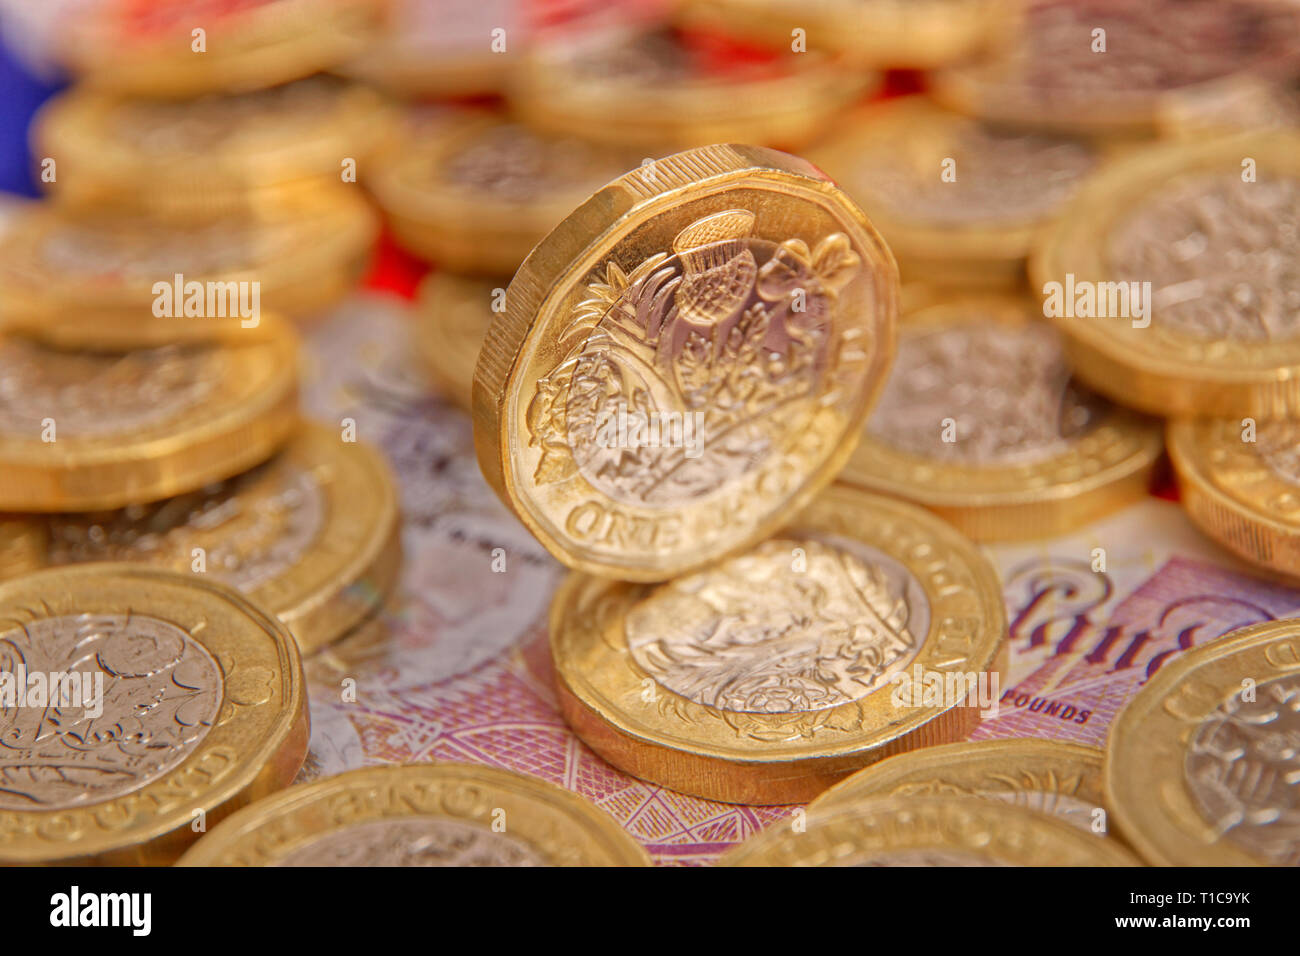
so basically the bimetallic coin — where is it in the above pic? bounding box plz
[474,144,899,580]
[1106,617,1300,865]
[337,0,520,97]
[58,0,383,98]
[176,763,651,865]
[0,321,299,512]
[550,486,1006,805]
[29,425,400,655]
[34,76,398,213]
[0,191,377,349]
[809,98,1103,288]
[1032,131,1300,417]
[1168,418,1300,581]
[678,0,1007,70]
[0,565,308,865]
[931,0,1300,136]
[839,297,1162,541]
[415,272,500,411]
[720,795,1139,865]
[510,25,877,150]
[810,739,1112,837]
[369,111,643,275]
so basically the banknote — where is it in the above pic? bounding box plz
[297,292,1300,865]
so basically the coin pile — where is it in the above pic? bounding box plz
[3,0,1299,868]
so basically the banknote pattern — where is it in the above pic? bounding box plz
[298,296,1300,863]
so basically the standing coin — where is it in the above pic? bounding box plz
[839,297,1162,541]
[0,322,299,512]
[678,0,1006,70]
[0,565,309,865]
[810,739,1111,836]
[0,519,43,581]
[1168,418,1300,581]
[550,485,1006,805]
[1106,617,1300,865]
[415,272,501,411]
[720,795,1139,865]
[1032,131,1300,418]
[58,0,383,98]
[808,98,1103,288]
[369,111,642,275]
[176,763,650,865]
[931,0,1300,136]
[34,76,397,213]
[30,424,400,655]
[474,144,899,580]
[510,25,876,150]
[0,192,377,348]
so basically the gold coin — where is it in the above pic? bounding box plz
[22,424,400,655]
[509,25,877,150]
[0,519,43,581]
[0,564,308,865]
[0,191,377,348]
[176,763,651,865]
[719,794,1139,865]
[808,98,1104,289]
[34,76,398,212]
[1168,417,1300,581]
[337,2,515,98]
[369,111,642,275]
[1106,617,1300,865]
[415,272,500,411]
[838,297,1162,541]
[0,322,299,512]
[931,0,1300,136]
[474,144,899,580]
[1032,131,1300,418]
[810,739,1112,835]
[550,485,1006,805]
[677,0,1006,70]
[59,0,383,98]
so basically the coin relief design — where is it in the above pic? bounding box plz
[1257,423,1300,487]
[0,614,223,811]
[889,780,1098,829]
[528,210,863,507]
[868,322,1100,465]
[274,817,544,867]
[625,538,926,714]
[1106,174,1300,342]
[0,341,219,437]
[854,127,1094,225]
[44,461,326,590]
[1183,675,1300,865]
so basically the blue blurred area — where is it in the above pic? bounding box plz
[0,20,65,196]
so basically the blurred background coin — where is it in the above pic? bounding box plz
[22,424,401,655]
[177,763,651,865]
[839,296,1162,541]
[0,320,299,511]
[415,272,501,411]
[1033,131,1300,418]
[720,794,1139,865]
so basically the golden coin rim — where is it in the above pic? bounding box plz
[0,563,308,864]
[175,762,651,866]
[1105,617,1300,866]
[839,296,1162,538]
[473,143,900,581]
[719,793,1139,865]
[549,486,1006,781]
